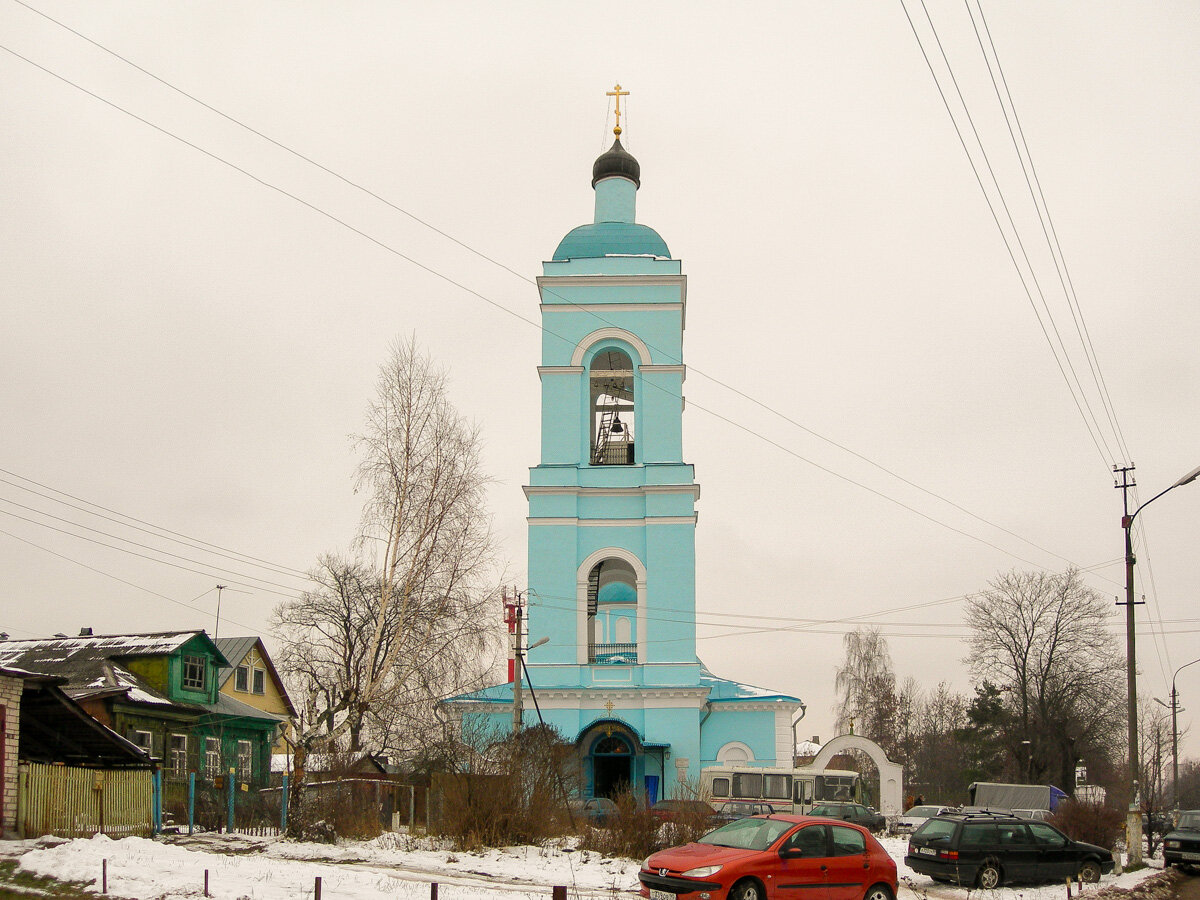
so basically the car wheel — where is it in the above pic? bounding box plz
[1077,860,1102,884]
[864,883,894,900]
[729,879,764,900]
[976,861,1002,890]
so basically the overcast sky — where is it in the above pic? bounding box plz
[3,2,1199,768]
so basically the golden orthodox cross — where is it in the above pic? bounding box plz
[606,83,629,136]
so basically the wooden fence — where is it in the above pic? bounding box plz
[22,762,152,838]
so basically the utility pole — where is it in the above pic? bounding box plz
[1167,686,1178,811]
[214,584,227,639]
[1113,461,1200,864]
[510,588,525,734]
[1165,656,1200,810]
[1114,464,1143,864]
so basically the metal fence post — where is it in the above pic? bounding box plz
[152,770,162,835]
[281,774,289,834]
[226,767,235,833]
[188,772,195,835]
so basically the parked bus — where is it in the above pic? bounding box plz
[700,765,861,814]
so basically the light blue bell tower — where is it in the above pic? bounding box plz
[448,92,802,802]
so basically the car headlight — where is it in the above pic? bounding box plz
[1165,840,1180,849]
[643,856,655,869]
[682,865,722,878]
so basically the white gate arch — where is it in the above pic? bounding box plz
[810,734,904,817]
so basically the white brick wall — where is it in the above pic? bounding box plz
[0,674,22,835]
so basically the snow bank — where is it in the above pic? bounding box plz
[16,832,1162,900]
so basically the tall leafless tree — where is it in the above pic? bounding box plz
[834,627,898,746]
[964,568,1124,789]
[273,336,500,820]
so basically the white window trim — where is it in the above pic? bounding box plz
[717,741,756,766]
[236,740,253,781]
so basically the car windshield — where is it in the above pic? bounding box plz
[906,806,940,817]
[1178,812,1200,831]
[914,818,957,840]
[699,817,794,850]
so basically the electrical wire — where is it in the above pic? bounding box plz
[0,526,271,635]
[899,0,1119,472]
[0,505,305,600]
[1,468,309,580]
[0,5,1110,581]
[0,472,311,582]
[0,38,1106,589]
[970,0,1132,466]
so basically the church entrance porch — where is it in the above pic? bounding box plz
[578,720,667,804]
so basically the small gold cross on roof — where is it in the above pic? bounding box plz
[604,699,615,715]
[606,83,629,136]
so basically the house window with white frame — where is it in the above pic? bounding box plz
[130,729,152,753]
[235,665,248,691]
[237,740,253,781]
[204,737,222,780]
[181,654,206,690]
[169,734,188,778]
[252,668,265,695]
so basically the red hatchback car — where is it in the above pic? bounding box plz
[639,814,897,900]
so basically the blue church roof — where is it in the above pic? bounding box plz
[552,222,670,261]
[699,663,804,704]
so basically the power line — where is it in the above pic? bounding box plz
[968,0,1132,465]
[0,470,311,581]
[0,505,304,600]
[0,8,1113,580]
[898,0,1119,471]
[0,28,1121,591]
[0,527,269,634]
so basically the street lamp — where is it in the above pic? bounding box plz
[1117,462,1200,864]
[1160,657,1200,810]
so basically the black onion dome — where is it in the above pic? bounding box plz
[591,138,641,187]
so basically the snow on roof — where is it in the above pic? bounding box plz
[698,662,804,704]
[0,632,202,657]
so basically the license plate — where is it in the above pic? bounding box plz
[1181,852,1200,861]
[650,890,675,900]
[917,847,937,856]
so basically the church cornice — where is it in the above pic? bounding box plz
[538,274,686,298]
[527,515,697,527]
[709,700,803,712]
[541,302,684,316]
[536,363,685,379]
[525,687,711,709]
[524,484,700,500]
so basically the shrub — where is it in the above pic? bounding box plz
[433,724,577,849]
[1049,800,1123,850]
[579,789,661,860]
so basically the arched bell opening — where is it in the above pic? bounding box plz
[586,558,638,664]
[589,348,635,465]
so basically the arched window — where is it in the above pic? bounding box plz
[589,348,634,465]
[587,557,637,663]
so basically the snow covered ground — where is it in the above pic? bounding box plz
[8,830,1165,900]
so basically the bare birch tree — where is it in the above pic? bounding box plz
[833,627,898,744]
[273,336,499,824]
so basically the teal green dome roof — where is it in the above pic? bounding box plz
[552,222,670,260]
[597,581,636,604]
